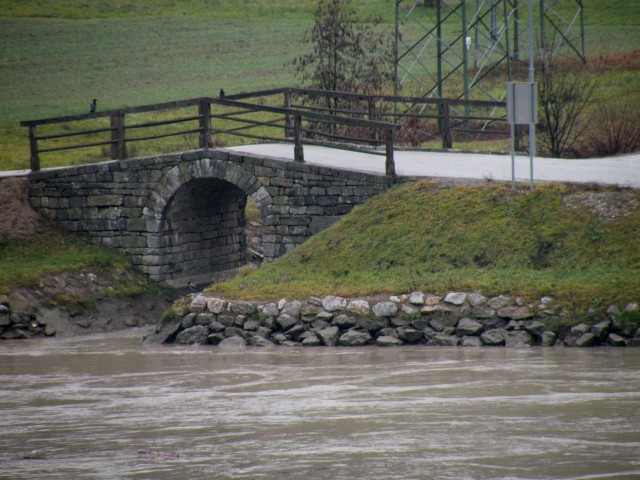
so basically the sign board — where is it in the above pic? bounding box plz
[507,82,537,125]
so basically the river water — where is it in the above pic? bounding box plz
[1,329,639,480]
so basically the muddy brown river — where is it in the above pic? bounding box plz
[1,329,639,479]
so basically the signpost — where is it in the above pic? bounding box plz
[507,81,537,191]
[507,0,538,191]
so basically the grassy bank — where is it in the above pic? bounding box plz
[1,0,639,169]
[213,181,640,319]
[2,176,638,321]
[0,177,154,297]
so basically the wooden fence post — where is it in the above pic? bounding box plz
[28,124,40,172]
[294,115,304,163]
[441,99,452,149]
[110,112,126,160]
[199,99,212,148]
[385,128,396,177]
[284,89,293,138]
[368,98,376,145]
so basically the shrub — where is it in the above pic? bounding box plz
[587,103,640,157]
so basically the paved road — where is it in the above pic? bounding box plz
[3,144,638,187]
[230,143,640,188]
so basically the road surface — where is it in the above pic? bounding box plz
[229,143,640,188]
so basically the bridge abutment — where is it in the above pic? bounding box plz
[27,149,393,286]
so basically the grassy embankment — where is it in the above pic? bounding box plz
[215,181,640,321]
[1,1,639,317]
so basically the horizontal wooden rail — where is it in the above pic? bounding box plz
[20,86,507,176]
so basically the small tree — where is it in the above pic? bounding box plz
[292,0,394,106]
[537,47,599,158]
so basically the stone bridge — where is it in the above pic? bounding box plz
[27,148,393,286]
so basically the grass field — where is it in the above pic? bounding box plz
[1,0,639,170]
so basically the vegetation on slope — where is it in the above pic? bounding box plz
[213,181,640,318]
[0,178,153,297]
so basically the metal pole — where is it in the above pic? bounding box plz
[513,0,519,61]
[394,0,400,115]
[436,0,443,99]
[462,0,470,140]
[579,0,586,62]
[528,0,535,191]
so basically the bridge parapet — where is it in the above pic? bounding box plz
[28,149,393,285]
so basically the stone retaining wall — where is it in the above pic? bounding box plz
[147,291,640,348]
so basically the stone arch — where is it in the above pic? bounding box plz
[141,157,272,285]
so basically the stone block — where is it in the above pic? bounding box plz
[86,195,123,207]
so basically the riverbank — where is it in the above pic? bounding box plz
[146,291,640,348]
[2,178,638,344]
[0,270,175,339]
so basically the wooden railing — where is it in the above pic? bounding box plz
[21,92,398,175]
[20,87,507,177]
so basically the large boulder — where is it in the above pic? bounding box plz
[301,332,322,346]
[317,326,340,346]
[189,295,208,313]
[444,292,467,306]
[219,336,247,347]
[524,321,546,337]
[333,314,357,329]
[276,314,298,331]
[397,327,423,343]
[487,295,512,310]
[280,300,302,318]
[207,298,226,314]
[456,318,484,336]
[261,303,279,318]
[346,300,371,316]
[480,329,507,346]
[175,325,209,345]
[356,316,389,332]
[574,332,598,347]
[591,320,611,341]
[409,292,426,305]
[228,301,255,316]
[339,329,372,346]
[461,336,482,347]
[541,331,557,347]
[372,301,398,318]
[427,333,460,346]
[607,333,627,346]
[376,335,404,346]
[322,295,346,312]
[504,330,533,348]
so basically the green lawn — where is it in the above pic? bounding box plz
[1,0,639,170]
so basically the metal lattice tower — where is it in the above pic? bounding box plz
[394,0,586,104]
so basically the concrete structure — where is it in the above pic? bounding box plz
[27,148,393,286]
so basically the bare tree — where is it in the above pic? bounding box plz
[537,47,599,158]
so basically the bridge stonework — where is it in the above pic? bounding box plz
[27,149,393,285]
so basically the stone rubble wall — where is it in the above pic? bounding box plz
[147,291,640,348]
[27,149,393,284]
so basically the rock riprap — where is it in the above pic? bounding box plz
[146,292,640,348]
